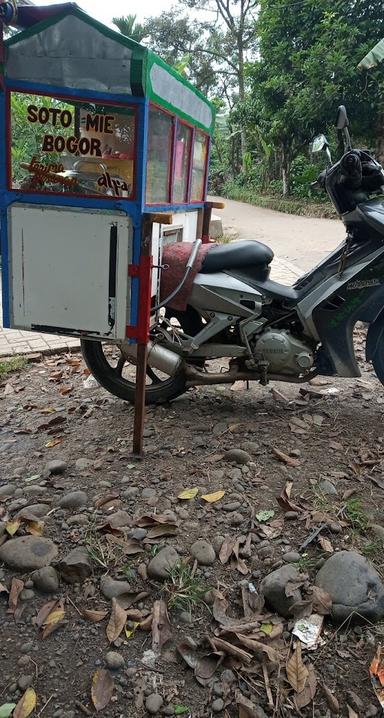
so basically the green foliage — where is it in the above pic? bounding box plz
[165,562,206,612]
[344,499,369,533]
[112,15,146,43]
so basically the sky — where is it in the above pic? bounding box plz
[34,0,172,24]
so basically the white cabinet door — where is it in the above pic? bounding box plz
[8,204,132,340]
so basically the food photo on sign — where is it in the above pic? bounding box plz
[12,94,135,197]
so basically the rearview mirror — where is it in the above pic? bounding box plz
[336,105,349,130]
[311,134,328,153]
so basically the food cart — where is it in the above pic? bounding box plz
[0,1,217,452]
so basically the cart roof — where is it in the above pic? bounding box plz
[4,4,215,133]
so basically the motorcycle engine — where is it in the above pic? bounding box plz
[253,329,314,374]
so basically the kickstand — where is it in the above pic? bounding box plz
[246,380,250,390]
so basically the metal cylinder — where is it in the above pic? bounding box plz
[122,341,182,376]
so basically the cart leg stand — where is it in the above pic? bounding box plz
[202,201,225,243]
[132,216,153,457]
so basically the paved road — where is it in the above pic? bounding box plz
[210,195,345,273]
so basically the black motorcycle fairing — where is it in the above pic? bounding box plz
[312,255,384,376]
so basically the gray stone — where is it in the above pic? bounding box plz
[75,458,92,470]
[105,651,125,671]
[123,487,139,498]
[24,485,47,496]
[315,550,384,623]
[147,547,179,580]
[212,699,224,713]
[100,576,133,600]
[57,491,88,510]
[178,610,192,624]
[142,487,157,498]
[20,589,35,601]
[229,512,244,527]
[0,536,58,570]
[67,515,89,527]
[130,528,147,541]
[0,483,16,499]
[285,511,299,520]
[190,540,216,566]
[17,504,51,519]
[145,693,164,714]
[319,479,338,496]
[241,441,259,454]
[221,669,236,684]
[212,535,226,554]
[226,468,242,481]
[58,547,91,584]
[8,498,27,512]
[224,449,252,465]
[261,564,302,618]
[18,674,33,691]
[20,643,33,654]
[282,551,301,563]
[32,566,59,593]
[223,501,242,512]
[370,524,384,541]
[46,459,67,475]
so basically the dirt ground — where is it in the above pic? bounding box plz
[1,334,384,718]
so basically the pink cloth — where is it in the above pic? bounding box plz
[160,242,216,311]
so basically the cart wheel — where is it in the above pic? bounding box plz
[80,339,188,405]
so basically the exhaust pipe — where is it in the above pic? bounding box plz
[121,341,182,376]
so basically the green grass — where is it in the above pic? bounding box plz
[0,356,28,379]
[362,541,382,560]
[165,562,206,612]
[344,499,369,533]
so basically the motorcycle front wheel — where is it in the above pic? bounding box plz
[80,339,188,405]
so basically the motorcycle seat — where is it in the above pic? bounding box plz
[200,240,274,273]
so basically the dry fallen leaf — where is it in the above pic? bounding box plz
[178,487,199,500]
[152,599,172,655]
[347,706,359,718]
[39,598,66,639]
[322,683,340,714]
[295,663,317,710]
[82,609,108,623]
[276,480,302,513]
[7,578,24,615]
[45,438,63,448]
[272,447,300,467]
[286,643,309,693]
[13,687,37,718]
[318,535,334,553]
[106,598,127,643]
[5,519,21,536]
[311,586,332,615]
[91,669,114,712]
[201,490,225,503]
[236,690,262,718]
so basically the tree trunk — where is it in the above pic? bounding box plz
[376,104,384,166]
[281,144,291,196]
[237,30,246,171]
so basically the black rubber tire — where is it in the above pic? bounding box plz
[80,339,188,405]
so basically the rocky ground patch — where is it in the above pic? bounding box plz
[1,338,384,717]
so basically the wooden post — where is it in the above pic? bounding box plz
[132,216,152,457]
[202,201,225,243]
[131,212,173,456]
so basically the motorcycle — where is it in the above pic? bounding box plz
[81,105,384,405]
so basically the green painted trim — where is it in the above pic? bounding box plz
[146,52,215,134]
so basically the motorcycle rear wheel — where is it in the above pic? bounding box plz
[81,339,188,405]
